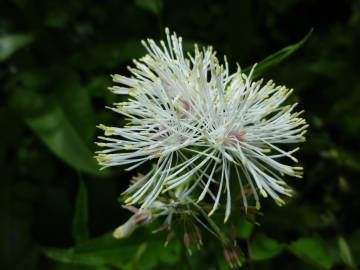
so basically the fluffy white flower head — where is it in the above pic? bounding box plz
[96,28,308,222]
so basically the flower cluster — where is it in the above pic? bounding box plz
[95,28,307,237]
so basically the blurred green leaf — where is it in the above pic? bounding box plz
[338,237,358,270]
[129,240,181,270]
[0,34,33,62]
[236,218,253,239]
[26,106,101,176]
[58,71,95,144]
[348,230,360,266]
[250,233,284,261]
[111,41,146,65]
[72,180,89,244]
[45,10,70,28]
[217,258,229,270]
[244,29,313,79]
[70,41,146,71]
[288,237,333,269]
[51,264,112,270]
[43,230,180,269]
[135,0,163,15]
[43,233,139,267]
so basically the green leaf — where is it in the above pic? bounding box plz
[111,41,146,65]
[0,34,33,62]
[338,237,358,270]
[57,71,95,144]
[244,29,313,79]
[236,218,253,239]
[288,237,333,269]
[51,263,112,270]
[135,0,163,15]
[43,230,180,269]
[25,106,101,176]
[70,41,146,71]
[43,233,139,267]
[348,230,360,266]
[250,233,284,261]
[72,180,89,244]
[129,240,181,270]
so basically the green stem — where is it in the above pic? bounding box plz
[194,203,230,245]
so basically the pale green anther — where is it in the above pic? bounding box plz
[276,180,287,186]
[260,189,268,198]
[283,189,293,197]
[129,88,137,97]
[275,198,285,206]
[95,154,111,163]
[125,144,134,150]
[95,142,106,147]
[97,124,115,136]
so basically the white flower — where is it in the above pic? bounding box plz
[96,28,308,222]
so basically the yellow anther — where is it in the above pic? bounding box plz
[97,124,115,136]
[283,189,293,197]
[95,154,110,163]
[276,180,287,186]
[95,142,106,147]
[125,144,133,150]
[266,106,274,113]
[129,88,137,97]
[260,189,268,198]
[275,198,285,206]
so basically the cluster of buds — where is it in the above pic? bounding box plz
[183,225,203,255]
[223,245,243,269]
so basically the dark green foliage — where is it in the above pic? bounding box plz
[288,237,333,269]
[1,0,359,269]
[72,180,89,244]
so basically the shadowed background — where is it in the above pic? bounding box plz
[1,0,360,269]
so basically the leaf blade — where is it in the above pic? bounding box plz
[244,29,313,79]
[250,233,284,261]
[43,230,180,269]
[73,180,90,244]
[135,0,163,15]
[0,34,33,62]
[338,237,358,270]
[288,237,333,269]
[26,106,101,176]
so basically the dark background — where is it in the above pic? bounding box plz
[1,0,360,269]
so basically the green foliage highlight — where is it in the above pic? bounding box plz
[250,234,284,261]
[236,218,254,239]
[72,180,90,244]
[288,237,333,269]
[338,237,358,270]
[43,231,181,270]
[26,106,100,175]
[0,34,33,61]
[135,0,163,15]
[244,29,313,79]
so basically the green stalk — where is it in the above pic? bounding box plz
[193,202,230,245]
